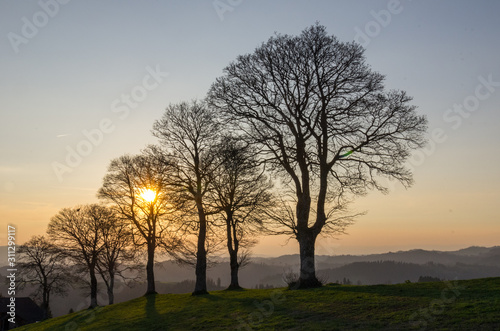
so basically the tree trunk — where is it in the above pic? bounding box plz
[89,266,99,308]
[42,286,50,320]
[145,242,157,295]
[108,271,115,305]
[228,250,240,290]
[45,292,52,319]
[193,212,208,295]
[193,195,208,295]
[297,230,322,288]
[226,217,241,290]
[294,190,320,289]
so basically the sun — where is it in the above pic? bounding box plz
[140,189,156,203]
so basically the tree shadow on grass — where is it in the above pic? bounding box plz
[145,294,161,324]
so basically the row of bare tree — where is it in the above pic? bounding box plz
[18,23,428,318]
[18,206,139,318]
[19,122,272,314]
[18,103,274,315]
[97,106,275,296]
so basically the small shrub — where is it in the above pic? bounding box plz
[418,276,443,283]
[316,272,329,286]
[282,269,299,288]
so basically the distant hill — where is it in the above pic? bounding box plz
[3,245,498,269]
[151,245,500,287]
[257,245,500,267]
[16,277,500,330]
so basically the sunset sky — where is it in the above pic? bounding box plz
[1,0,499,256]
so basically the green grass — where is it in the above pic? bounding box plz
[19,277,500,330]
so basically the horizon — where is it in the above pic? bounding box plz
[1,0,500,256]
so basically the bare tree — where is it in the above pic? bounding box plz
[17,235,72,319]
[96,214,142,305]
[47,204,112,307]
[210,136,273,289]
[98,153,177,295]
[152,100,221,295]
[208,24,428,288]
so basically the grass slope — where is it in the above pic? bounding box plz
[19,277,500,330]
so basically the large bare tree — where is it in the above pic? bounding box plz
[152,100,221,295]
[210,136,273,289]
[47,204,112,307]
[98,153,177,295]
[18,235,72,319]
[208,24,428,288]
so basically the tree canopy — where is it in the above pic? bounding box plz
[208,24,427,287]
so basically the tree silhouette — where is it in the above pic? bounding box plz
[18,235,72,319]
[96,214,142,305]
[98,153,178,295]
[47,204,112,307]
[152,100,221,295]
[208,24,427,288]
[210,136,273,289]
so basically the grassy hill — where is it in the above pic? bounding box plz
[18,277,500,330]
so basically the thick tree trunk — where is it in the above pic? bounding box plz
[145,242,157,295]
[297,230,322,288]
[193,223,208,295]
[89,266,99,308]
[294,190,321,289]
[193,199,208,295]
[228,251,240,290]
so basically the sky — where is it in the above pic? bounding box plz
[1,0,499,256]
